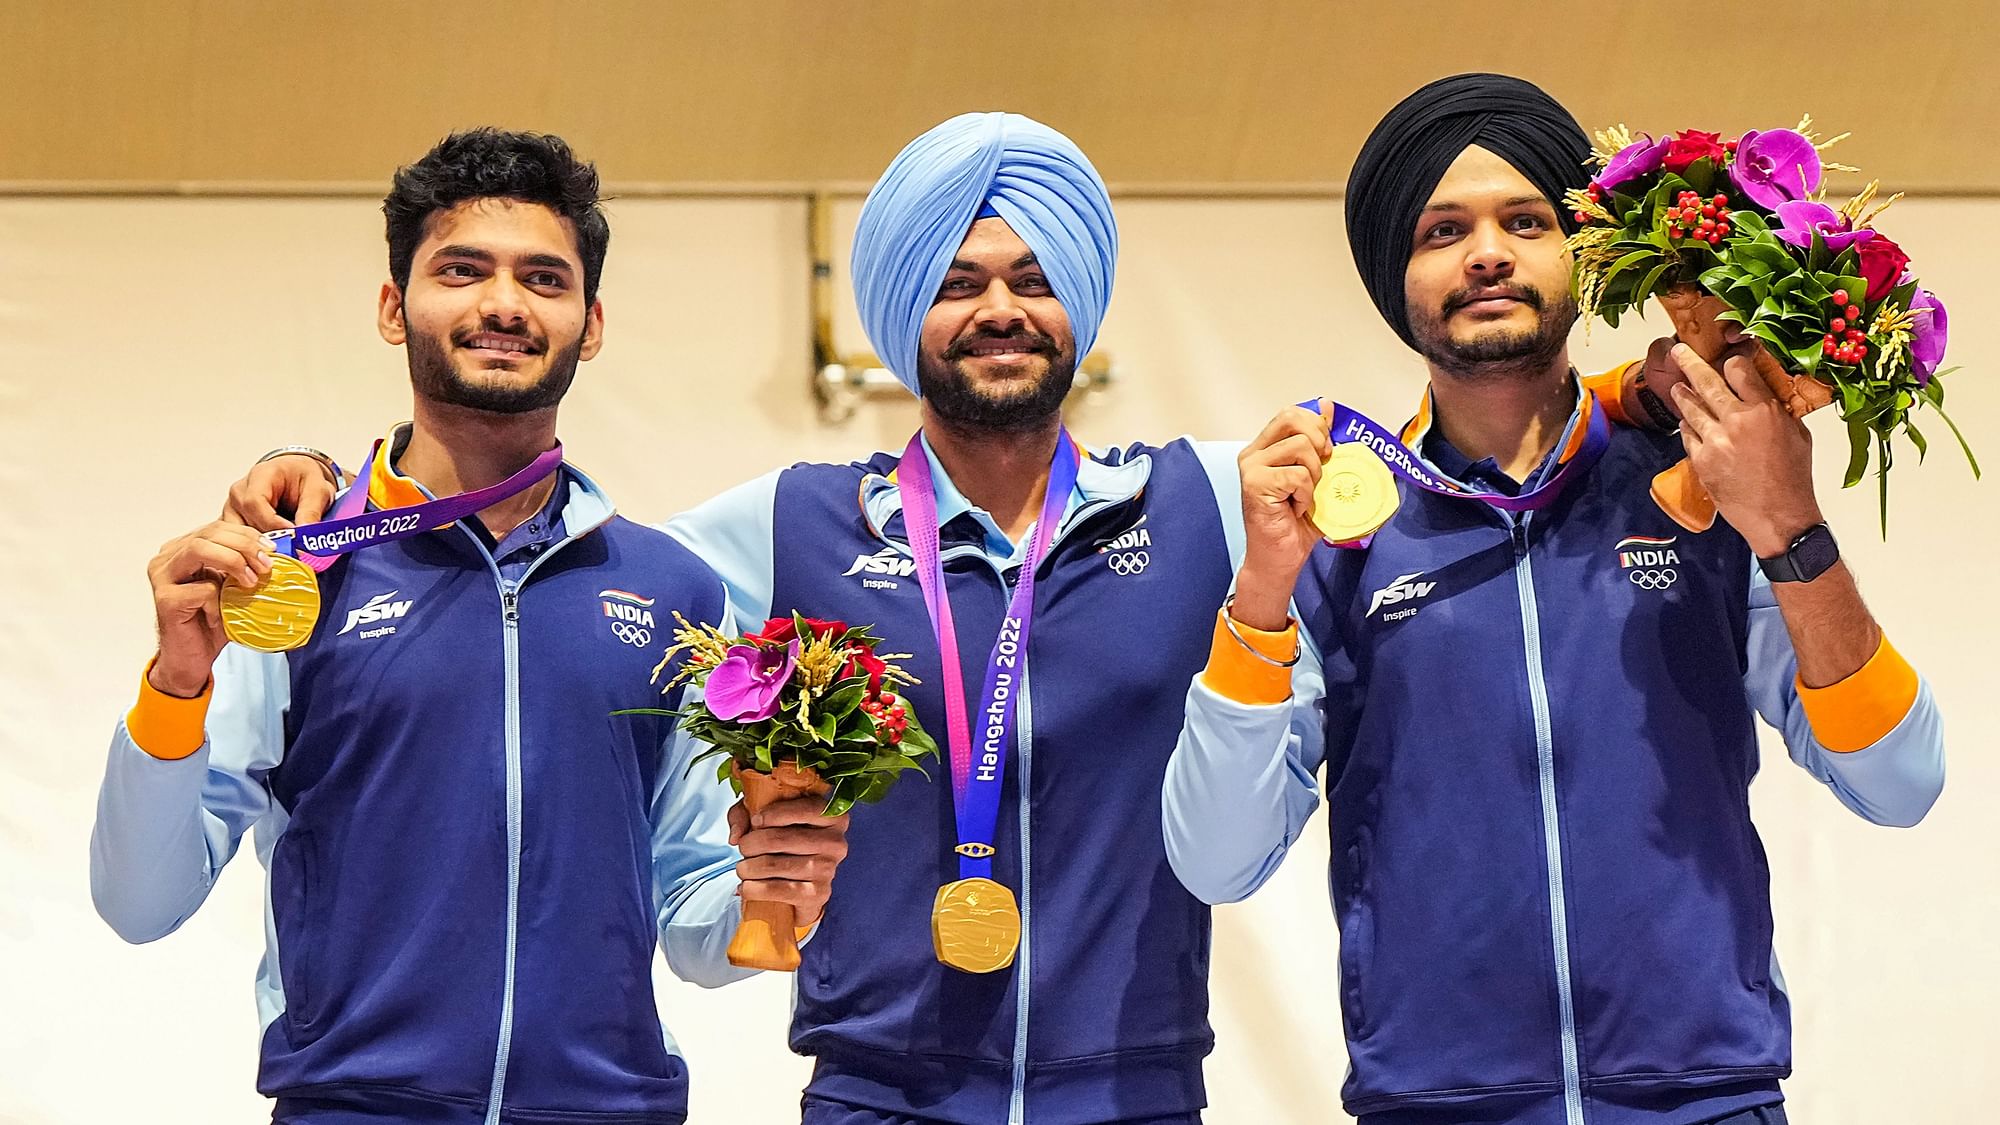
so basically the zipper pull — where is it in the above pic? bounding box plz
[1510,521,1529,558]
[501,588,520,624]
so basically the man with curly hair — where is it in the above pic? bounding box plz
[88,129,850,1125]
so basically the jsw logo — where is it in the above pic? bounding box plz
[1366,571,1437,618]
[842,549,917,578]
[339,591,414,636]
[602,602,657,627]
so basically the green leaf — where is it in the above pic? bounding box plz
[1904,418,1929,462]
[1632,261,1674,307]
[1877,436,1892,538]
[1842,418,1871,489]
[1927,396,1982,479]
[1602,248,1662,292]
[821,680,867,719]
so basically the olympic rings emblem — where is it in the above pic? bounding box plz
[611,622,653,646]
[1108,550,1149,576]
[1627,568,1677,591]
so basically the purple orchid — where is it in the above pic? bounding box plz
[705,641,799,722]
[1772,200,1875,254]
[1910,287,1949,384]
[1596,135,1671,192]
[1730,129,1823,210]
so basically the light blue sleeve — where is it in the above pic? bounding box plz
[1162,441,1328,903]
[1189,439,1249,571]
[660,469,780,630]
[89,645,289,943]
[650,640,759,987]
[1742,560,1944,827]
[1163,639,1328,905]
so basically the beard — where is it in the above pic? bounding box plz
[1409,281,1577,382]
[407,323,582,414]
[915,328,1076,432]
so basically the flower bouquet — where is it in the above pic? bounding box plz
[1567,121,1973,532]
[623,612,938,970]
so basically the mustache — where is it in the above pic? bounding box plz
[943,327,1059,361]
[1443,282,1544,316]
[451,321,547,354]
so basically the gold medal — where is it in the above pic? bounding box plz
[1310,443,1400,543]
[220,553,322,653]
[932,876,1020,973]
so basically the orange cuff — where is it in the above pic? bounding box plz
[126,660,212,761]
[1581,360,1643,428]
[1200,610,1298,706]
[1798,635,1919,753]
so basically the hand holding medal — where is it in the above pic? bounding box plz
[146,520,288,695]
[214,436,565,653]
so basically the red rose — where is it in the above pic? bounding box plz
[844,647,889,695]
[751,616,846,644]
[1661,130,1728,175]
[1855,234,1910,302]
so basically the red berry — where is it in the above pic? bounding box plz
[1702,205,1717,218]
[1830,317,1846,333]
[1713,193,1728,206]
[1716,223,1731,236]
[1845,304,1862,320]
[1831,288,1849,306]
[1846,329,1865,343]
[1669,226,1684,239]
[1823,341,1837,355]
[1574,211,1590,224]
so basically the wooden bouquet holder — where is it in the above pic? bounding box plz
[1650,285,1835,531]
[726,761,831,971]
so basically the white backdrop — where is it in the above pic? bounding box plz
[0,194,1992,1123]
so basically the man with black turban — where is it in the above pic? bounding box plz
[1168,74,1944,1125]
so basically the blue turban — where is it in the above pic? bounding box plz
[851,112,1118,396]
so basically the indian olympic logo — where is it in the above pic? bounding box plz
[1628,569,1677,590]
[1107,550,1149,576]
[1616,534,1680,592]
[600,588,658,645]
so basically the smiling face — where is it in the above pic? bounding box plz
[1403,145,1577,380]
[378,196,604,414]
[913,217,1077,431]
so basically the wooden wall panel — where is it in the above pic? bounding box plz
[5,1,1996,194]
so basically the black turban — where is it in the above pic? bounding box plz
[1344,73,1592,349]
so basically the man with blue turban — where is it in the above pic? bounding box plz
[671,110,1240,1124]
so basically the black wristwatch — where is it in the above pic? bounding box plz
[1757,522,1840,583]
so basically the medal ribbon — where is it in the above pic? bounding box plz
[271,439,565,571]
[1302,392,1610,515]
[898,431,1079,882]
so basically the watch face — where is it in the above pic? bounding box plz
[1794,525,1840,579]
